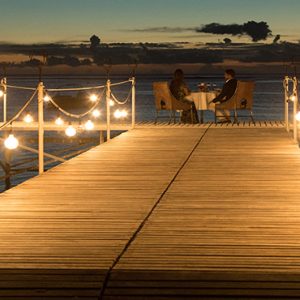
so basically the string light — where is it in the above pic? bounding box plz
[109,99,115,106]
[4,134,19,150]
[290,95,297,102]
[114,109,122,119]
[121,110,128,118]
[84,120,94,130]
[43,95,51,102]
[0,90,4,97]
[55,117,64,126]
[65,125,77,137]
[114,109,128,119]
[92,109,101,118]
[23,114,33,123]
[89,94,98,102]
[296,112,300,122]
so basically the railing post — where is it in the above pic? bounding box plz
[293,77,298,143]
[131,77,136,129]
[1,77,7,122]
[38,82,44,174]
[284,76,289,132]
[106,79,111,141]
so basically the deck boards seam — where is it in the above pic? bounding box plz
[98,125,213,299]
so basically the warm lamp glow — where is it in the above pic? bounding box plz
[65,125,77,137]
[92,109,101,118]
[121,110,128,118]
[23,114,33,123]
[4,134,19,150]
[296,112,300,122]
[90,94,98,102]
[114,109,128,119]
[55,117,64,126]
[43,95,51,102]
[84,120,94,130]
[109,99,115,106]
[0,90,4,97]
[114,109,122,119]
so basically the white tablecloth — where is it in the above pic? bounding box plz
[186,91,217,110]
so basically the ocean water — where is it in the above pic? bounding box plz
[0,74,288,191]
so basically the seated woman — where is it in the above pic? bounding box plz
[169,69,199,124]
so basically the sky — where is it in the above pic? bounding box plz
[0,0,300,44]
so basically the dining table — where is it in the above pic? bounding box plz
[185,91,218,123]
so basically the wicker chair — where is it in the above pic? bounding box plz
[214,81,255,123]
[153,82,193,123]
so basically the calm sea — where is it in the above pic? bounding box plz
[0,74,288,191]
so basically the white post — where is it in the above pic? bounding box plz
[106,79,111,141]
[38,82,44,174]
[1,77,7,122]
[284,76,289,132]
[131,77,136,129]
[293,77,298,143]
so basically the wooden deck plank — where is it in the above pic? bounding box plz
[1,126,300,299]
[109,127,300,299]
[0,128,206,298]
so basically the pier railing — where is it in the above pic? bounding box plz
[283,76,299,143]
[0,77,136,175]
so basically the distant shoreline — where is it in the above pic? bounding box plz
[1,61,289,77]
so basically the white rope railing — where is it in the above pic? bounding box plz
[47,87,106,119]
[110,79,132,87]
[0,77,136,177]
[110,88,132,105]
[6,84,37,91]
[46,84,106,92]
[0,88,38,130]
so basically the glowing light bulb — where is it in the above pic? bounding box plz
[121,110,128,118]
[84,120,94,130]
[296,112,300,122]
[92,109,101,118]
[109,99,115,106]
[4,134,19,150]
[23,114,33,123]
[65,125,76,137]
[55,117,64,126]
[43,95,51,102]
[114,109,122,119]
[89,94,98,102]
[0,90,4,97]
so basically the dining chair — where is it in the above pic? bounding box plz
[153,82,193,123]
[214,81,255,123]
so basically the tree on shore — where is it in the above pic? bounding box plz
[90,35,100,50]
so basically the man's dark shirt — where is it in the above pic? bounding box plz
[212,78,237,103]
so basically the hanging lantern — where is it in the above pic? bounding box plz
[55,117,64,126]
[4,134,19,150]
[23,113,33,123]
[114,109,122,119]
[92,109,101,118]
[43,95,51,102]
[89,94,98,102]
[65,125,77,137]
[296,111,300,122]
[84,120,94,130]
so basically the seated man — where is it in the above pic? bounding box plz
[211,69,237,123]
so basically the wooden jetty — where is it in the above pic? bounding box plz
[1,122,300,299]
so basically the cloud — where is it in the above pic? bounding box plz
[197,21,272,42]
